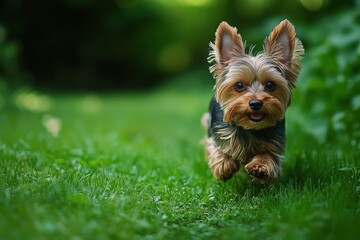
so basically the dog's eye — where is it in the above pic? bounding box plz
[234,82,245,92]
[265,81,276,92]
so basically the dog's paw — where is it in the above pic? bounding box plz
[244,162,274,184]
[244,154,280,184]
[245,163,268,178]
[213,159,240,181]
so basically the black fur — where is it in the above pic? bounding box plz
[208,97,285,159]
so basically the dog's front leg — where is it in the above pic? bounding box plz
[245,154,281,183]
[205,137,240,181]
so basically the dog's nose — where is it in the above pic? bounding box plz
[249,99,263,111]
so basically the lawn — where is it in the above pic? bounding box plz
[0,72,359,240]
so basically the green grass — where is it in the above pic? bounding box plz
[0,81,359,240]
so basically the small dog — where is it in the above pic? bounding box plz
[202,20,304,183]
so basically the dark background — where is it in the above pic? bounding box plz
[0,0,356,90]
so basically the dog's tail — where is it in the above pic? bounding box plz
[200,112,211,145]
[201,112,211,132]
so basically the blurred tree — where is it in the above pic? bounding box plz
[0,0,356,90]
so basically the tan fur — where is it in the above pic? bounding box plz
[215,56,290,130]
[204,20,304,183]
[245,154,281,183]
[204,136,240,181]
[208,21,245,82]
[264,19,304,89]
[203,116,284,182]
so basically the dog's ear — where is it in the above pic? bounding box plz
[214,21,245,65]
[264,19,304,87]
[209,22,244,79]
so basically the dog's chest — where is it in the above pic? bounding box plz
[212,124,283,164]
[212,125,260,163]
[209,98,285,163]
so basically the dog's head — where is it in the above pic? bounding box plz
[209,20,304,130]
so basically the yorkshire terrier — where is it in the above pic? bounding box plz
[202,19,304,183]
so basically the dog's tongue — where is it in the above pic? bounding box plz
[250,113,264,121]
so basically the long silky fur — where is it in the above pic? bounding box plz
[204,19,304,182]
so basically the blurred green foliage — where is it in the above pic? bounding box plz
[0,0,356,90]
[0,0,359,145]
[295,9,360,143]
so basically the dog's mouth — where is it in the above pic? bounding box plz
[249,113,265,122]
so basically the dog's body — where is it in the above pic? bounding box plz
[203,20,304,183]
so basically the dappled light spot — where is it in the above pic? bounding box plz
[42,114,62,138]
[158,44,190,73]
[152,0,213,7]
[236,0,272,16]
[300,0,323,11]
[352,95,360,110]
[79,95,102,114]
[15,91,52,112]
[177,0,213,7]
